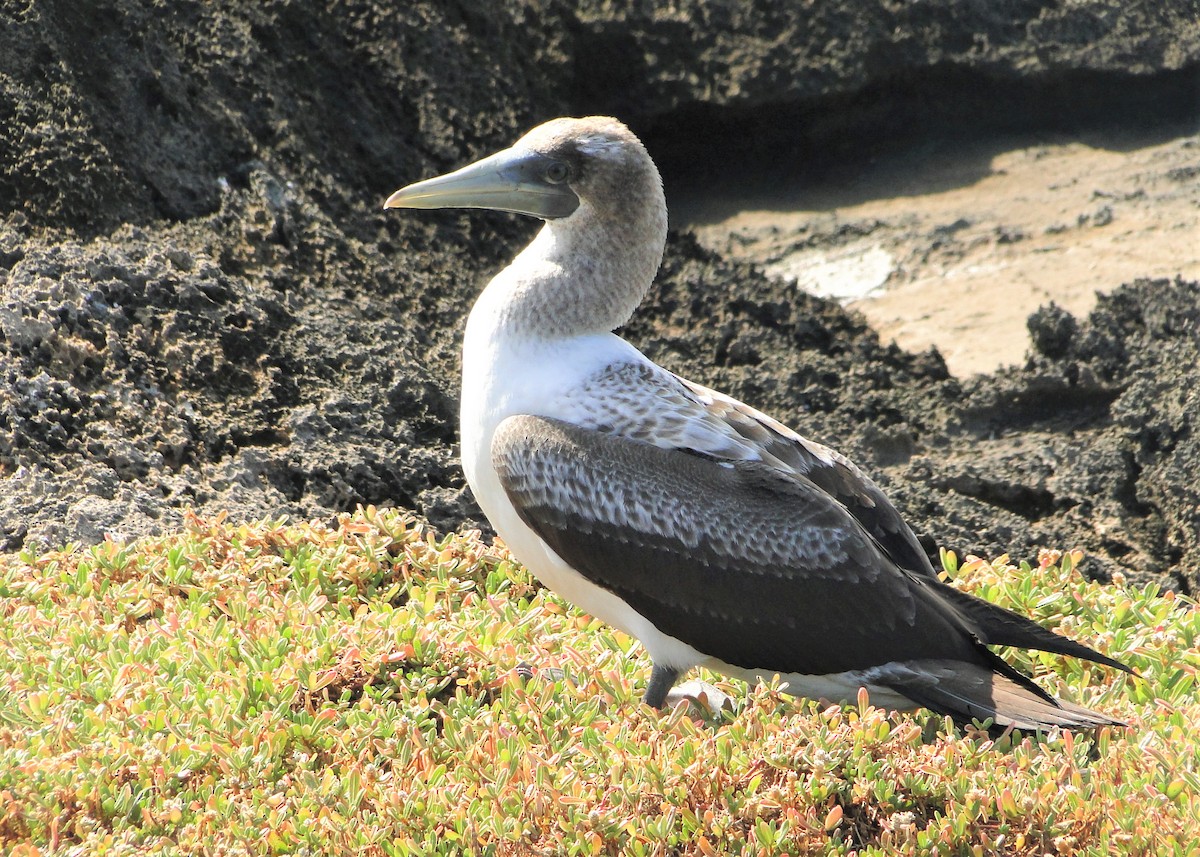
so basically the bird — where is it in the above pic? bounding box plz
[384,116,1132,731]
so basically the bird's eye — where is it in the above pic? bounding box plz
[545,161,570,184]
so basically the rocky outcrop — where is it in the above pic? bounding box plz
[2,1,1197,592]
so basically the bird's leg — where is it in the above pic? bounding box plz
[643,664,681,708]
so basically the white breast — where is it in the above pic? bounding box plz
[458,294,710,670]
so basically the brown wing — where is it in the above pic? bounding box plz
[491,413,983,676]
[669,378,1132,675]
[676,377,936,576]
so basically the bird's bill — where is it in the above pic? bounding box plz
[384,147,579,219]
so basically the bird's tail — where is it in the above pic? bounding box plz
[884,657,1125,732]
[931,578,1136,675]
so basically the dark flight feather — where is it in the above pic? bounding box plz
[493,413,1128,728]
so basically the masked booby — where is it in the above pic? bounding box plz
[385,116,1131,730]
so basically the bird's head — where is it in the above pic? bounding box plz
[384,116,662,225]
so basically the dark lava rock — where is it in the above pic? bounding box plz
[2,1,1197,595]
[568,0,1200,118]
[1028,303,1079,359]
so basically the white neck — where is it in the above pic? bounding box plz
[457,143,668,493]
[468,181,667,345]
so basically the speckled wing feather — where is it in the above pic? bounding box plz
[545,363,1132,682]
[491,413,984,676]
[675,377,937,577]
[670,377,1132,674]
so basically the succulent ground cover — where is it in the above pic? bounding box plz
[1,508,1195,856]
